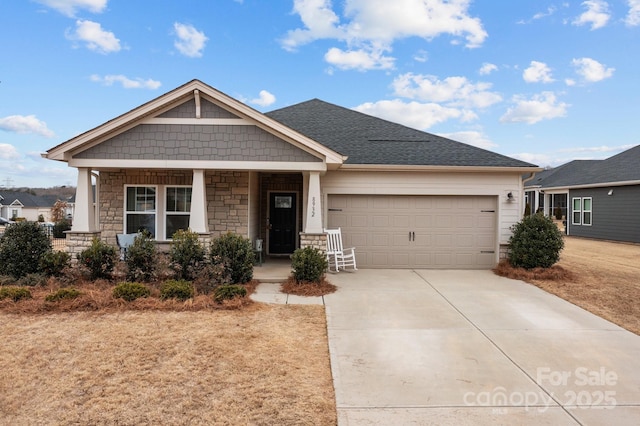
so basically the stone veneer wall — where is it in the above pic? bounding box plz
[66,231,101,260]
[98,169,249,248]
[300,233,327,253]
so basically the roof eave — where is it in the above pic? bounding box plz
[540,179,640,191]
[338,164,542,173]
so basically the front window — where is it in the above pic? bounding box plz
[166,187,192,239]
[126,186,156,237]
[582,197,592,226]
[572,198,581,225]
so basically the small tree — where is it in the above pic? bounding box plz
[50,200,69,223]
[508,213,564,269]
[169,229,206,280]
[0,221,52,278]
[554,206,563,220]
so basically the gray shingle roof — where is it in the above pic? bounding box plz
[0,191,59,208]
[530,145,640,188]
[266,99,536,168]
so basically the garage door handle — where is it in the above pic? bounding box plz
[481,250,495,254]
[328,208,342,212]
[409,231,415,241]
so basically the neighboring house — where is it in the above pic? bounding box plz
[44,80,538,269]
[0,191,59,222]
[525,145,640,243]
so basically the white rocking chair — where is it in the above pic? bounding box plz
[324,228,357,272]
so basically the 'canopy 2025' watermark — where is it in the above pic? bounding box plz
[463,366,618,413]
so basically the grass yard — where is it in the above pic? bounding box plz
[496,236,640,336]
[0,305,336,425]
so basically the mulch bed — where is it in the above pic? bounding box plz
[280,276,337,297]
[493,259,575,282]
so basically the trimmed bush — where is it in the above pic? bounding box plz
[125,231,157,282]
[169,229,206,281]
[53,219,72,239]
[213,284,247,303]
[113,281,151,302]
[209,233,254,284]
[79,237,117,280]
[39,251,71,277]
[193,261,231,295]
[291,247,328,284]
[160,279,194,301]
[45,287,81,302]
[0,286,32,302]
[0,221,52,278]
[508,213,564,269]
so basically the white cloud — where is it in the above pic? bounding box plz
[500,92,569,124]
[281,0,487,70]
[325,47,395,71]
[557,144,636,154]
[35,0,107,17]
[479,63,497,75]
[565,78,576,86]
[523,61,554,83]
[173,23,208,58]
[509,152,556,167]
[353,99,476,130]
[626,0,640,26]
[0,143,21,160]
[413,50,428,63]
[0,115,55,137]
[571,57,614,83]
[90,74,161,89]
[573,0,611,30]
[249,90,276,107]
[67,20,121,54]
[437,131,497,149]
[391,73,502,109]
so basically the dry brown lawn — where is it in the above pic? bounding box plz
[0,305,336,425]
[497,236,640,335]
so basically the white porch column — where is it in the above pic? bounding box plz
[304,171,323,233]
[72,167,96,232]
[189,169,209,233]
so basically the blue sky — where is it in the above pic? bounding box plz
[1,0,639,188]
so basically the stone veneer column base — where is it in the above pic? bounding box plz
[299,232,327,253]
[66,231,101,261]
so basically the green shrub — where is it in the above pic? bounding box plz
[554,206,563,220]
[209,233,254,284]
[160,279,194,301]
[113,281,151,301]
[17,273,48,287]
[38,214,45,223]
[78,237,117,280]
[45,287,81,302]
[213,284,247,303]
[0,221,52,278]
[0,286,32,302]
[125,231,157,282]
[508,213,564,269]
[53,219,72,238]
[169,229,206,280]
[39,251,71,277]
[291,247,328,284]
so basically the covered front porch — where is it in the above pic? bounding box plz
[66,167,327,258]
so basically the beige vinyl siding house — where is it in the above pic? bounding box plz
[44,80,538,269]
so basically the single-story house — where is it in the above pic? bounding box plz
[525,144,640,243]
[44,79,538,269]
[0,191,60,222]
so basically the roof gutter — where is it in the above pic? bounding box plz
[338,164,542,173]
[540,179,640,191]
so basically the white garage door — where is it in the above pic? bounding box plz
[327,195,497,269]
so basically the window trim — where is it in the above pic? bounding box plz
[124,185,158,238]
[165,185,192,240]
[124,184,194,241]
[571,197,582,225]
[582,197,592,226]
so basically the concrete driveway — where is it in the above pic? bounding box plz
[324,270,640,425]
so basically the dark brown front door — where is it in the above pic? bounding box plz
[269,192,297,254]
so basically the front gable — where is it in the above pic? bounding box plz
[45,80,343,169]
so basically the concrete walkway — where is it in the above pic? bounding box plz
[324,270,640,425]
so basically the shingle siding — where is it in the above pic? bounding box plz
[75,124,321,162]
[568,186,640,243]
